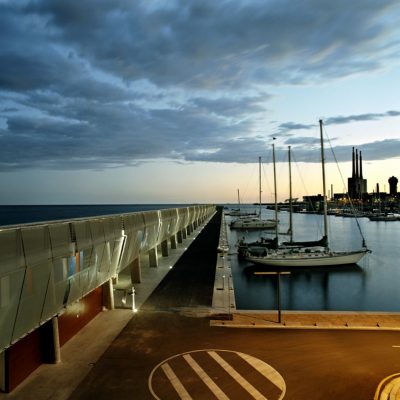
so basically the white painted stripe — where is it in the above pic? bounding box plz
[380,382,392,399]
[208,351,268,400]
[238,352,285,390]
[379,379,394,399]
[183,354,230,400]
[380,377,400,400]
[161,362,193,400]
[391,380,400,399]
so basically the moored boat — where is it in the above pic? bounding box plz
[230,156,278,230]
[246,248,368,267]
[244,120,370,268]
[369,213,400,221]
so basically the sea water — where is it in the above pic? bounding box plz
[226,206,400,312]
[0,204,189,226]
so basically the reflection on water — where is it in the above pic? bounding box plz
[226,206,399,312]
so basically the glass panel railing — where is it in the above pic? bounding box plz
[0,269,25,349]
[40,257,70,323]
[12,261,52,342]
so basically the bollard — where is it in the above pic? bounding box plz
[228,276,231,316]
[131,286,136,312]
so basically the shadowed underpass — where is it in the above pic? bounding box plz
[141,207,222,311]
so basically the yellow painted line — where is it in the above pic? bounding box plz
[208,351,268,400]
[183,354,230,400]
[238,352,285,391]
[161,363,193,400]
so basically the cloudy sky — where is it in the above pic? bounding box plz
[1,0,399,204]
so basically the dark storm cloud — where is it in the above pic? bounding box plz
[284,136,321,146]
[278,110,400,134]
[190,95,266,118]
[325,111,400,125]
[0,0,399,170]
[25,0,400,88]
[288,139,400,164]
[277,122,317,133]
[270,112,400,164]
[184,137,270,163]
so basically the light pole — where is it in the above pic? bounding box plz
[254,271,291,323]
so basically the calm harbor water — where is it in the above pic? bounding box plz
[226,205,400,312]
[0,204,190,226]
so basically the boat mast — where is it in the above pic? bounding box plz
[288,145,293,242]
[273,142,278,238]
[258,156,262,218]
[237,188,240,209]
[319,119,329,243]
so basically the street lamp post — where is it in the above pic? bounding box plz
[277,273,281,323]
[254,271,291,323]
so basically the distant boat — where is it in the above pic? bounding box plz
[369,213,400,221]
[230,216,277,230]
[245,120,370,268]
[225,189,257,217]
[230,157,277,230]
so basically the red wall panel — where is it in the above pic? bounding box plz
[58,286,103,346]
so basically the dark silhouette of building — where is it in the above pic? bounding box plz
[348,147,367,199]
[389,176,398,195]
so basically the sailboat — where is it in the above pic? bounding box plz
[225,189,256,217]
[280,145,328,248]
[238,143,325,258]
[230,156,277,230]
[245,120,370,267]
[237,144,280,254]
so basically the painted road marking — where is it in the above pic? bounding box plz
[183,354,230,400]
[374,373,400,400]
[208,351,267,399]
[148,349,286,399]
[161,363,192,400]
[238,352,286,391]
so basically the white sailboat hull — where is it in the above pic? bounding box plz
[230,218,277,230]
[246,249,368,267]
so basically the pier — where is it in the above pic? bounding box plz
[0,205,215,393]
[1,207,400,399]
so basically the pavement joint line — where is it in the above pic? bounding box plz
[209,321,400,331]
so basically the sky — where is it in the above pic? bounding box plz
[0,0,399,205]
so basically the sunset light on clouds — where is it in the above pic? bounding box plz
[0,0,399,204]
